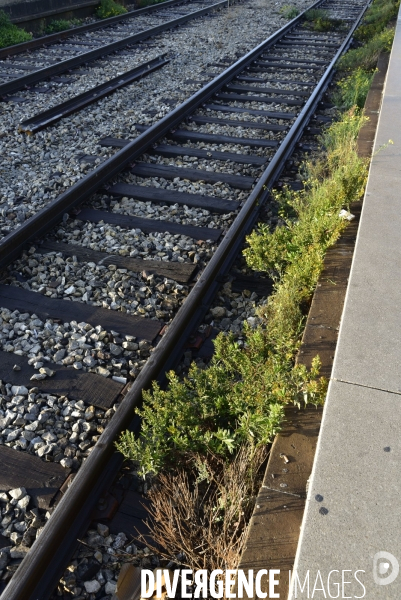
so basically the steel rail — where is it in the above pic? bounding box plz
[1,1,369,598]
[0,0,198,59]
[0,0,323,270]
[0,0,241,97]
[18,54,170,133]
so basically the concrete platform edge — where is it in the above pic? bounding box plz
[289,7,401,599]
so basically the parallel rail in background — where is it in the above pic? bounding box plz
[0,0,241,96]
[0,0,204,59]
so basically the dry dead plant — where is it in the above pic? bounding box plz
[136,445,267,573]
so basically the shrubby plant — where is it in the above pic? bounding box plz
[304,8,344,31]
[117,111,368,478]
[334,0,399,110]
[279,5,299,19]
[45,19,82,34]
[355,0,400,42]
[0,10,32,48]
[333,68,374,110]
[96,0,127,19]
[339,28,395,71]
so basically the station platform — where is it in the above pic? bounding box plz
[289,7,401,599]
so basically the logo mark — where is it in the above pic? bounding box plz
[373,551,399,586]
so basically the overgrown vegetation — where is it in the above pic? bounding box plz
[117,110,368,478]
[304,8,327,21]
[339,27,394,71]
[45,18,82,34]
[333,68,374,110]
[334,0,399,109]
[0,10,32,48]
[355,0,400,42]
[96,0,127,18]
[304,8,344,31]
[245,112,367,280]
[279,5,299,19]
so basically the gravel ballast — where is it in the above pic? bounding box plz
[0,0,312,238]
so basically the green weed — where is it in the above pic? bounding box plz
[117,110,368,478]
[96,0,127,19]
[333,0,398,111]
[355,0,400,42]
[0,10,32,48]
[304,8,327,21]
[333,68,375,110]
[304,8,344,31]
[45,18,82,34]
[338,28,395,71]
[279,5,299,19]
[245,113,367,279]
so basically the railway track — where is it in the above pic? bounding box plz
[0,0,240,98]
[0,0,369,597]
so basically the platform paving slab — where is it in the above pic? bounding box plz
[331,15,401,394]
[289,380,401,598]
[290,10,401,598]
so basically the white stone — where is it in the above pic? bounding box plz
[84,406,95,421]
[96,366,110,377]
[14,521,27,533]
[84,580,101,594]
[39,367,55,377]
[9,487,27,500]
[83,356,96,367]
[109,343,123,356]
[37,444,52,457]
[105,581,117,594]
[97,523,109,537]
[10,546,29,559]
[17,495,30,510]
[210,306,226,318]
[53,349,66,361]
[11,386,28,396]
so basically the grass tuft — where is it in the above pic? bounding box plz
[355,0,400,42]
[304,8,344,31]
[45,18,82,34]
[333,0,399,109]
[0,10,32,48]
[338,28,395,71]
[279,5,299,19]
[304,8,327,21]
[333,68,375,110]
[96,0,127,19]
